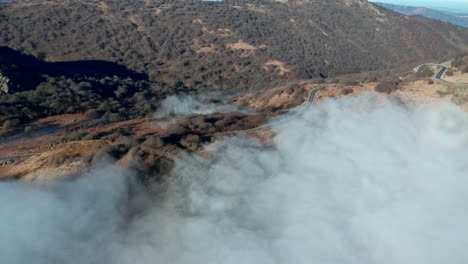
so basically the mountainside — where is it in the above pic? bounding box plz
[375,2,468,28]
[0,0,467,94]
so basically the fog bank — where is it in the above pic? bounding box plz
[2,94,468,263]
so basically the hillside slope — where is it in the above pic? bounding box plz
[0,0,467,93]
[375,2,468,28]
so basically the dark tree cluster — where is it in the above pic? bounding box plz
[375,78,401,93]
[0,74,169,125]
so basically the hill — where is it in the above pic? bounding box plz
[0,0,467,94]
[375,2,468,28]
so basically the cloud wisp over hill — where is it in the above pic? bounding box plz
[155,95,249,119]
[1,94,468,263]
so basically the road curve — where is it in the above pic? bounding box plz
[417,63,468,87]
[215,85,328,136]
[2,64,464,162]
[0,154,38,161]
[0,86,328,162]
[0,153,39,163]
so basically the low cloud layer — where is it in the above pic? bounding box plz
[154,95,246,120]
[1,94,468,263]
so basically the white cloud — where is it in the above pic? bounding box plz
[154,95,250,121]
[1,94,468,263]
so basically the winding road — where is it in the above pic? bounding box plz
[0,85,328,162]
[216,85,328,136]
[2,62,466,162]
[417,63,468,87]
[0,154,38,161]
[0,153,39,165]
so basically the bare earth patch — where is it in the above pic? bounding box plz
[247,4,267,13]
[226,40,258,51]
[232,83,309,111]
[395,80,452,108]
[263,60,292,76]
[443,71,468,85]
[193,19,233,37]
[152,3,173,15]
[0,140,110,181]
[191,39,218,54]
[3,73,468,181]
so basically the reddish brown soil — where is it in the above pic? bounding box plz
[1,75,464,181]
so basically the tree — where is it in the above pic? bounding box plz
[2,119,20,130]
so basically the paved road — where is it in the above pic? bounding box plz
[0,85,327,161]
[417,63,468,87]
[2,63,463,162]
[0,153,39,162]
[216,85,328,136]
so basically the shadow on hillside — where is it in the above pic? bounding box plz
[0,46,148,91]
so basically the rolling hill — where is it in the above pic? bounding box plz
[374,2,468,28]
[0,0,467,94]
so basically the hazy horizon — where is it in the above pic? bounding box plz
[370,0,468,13]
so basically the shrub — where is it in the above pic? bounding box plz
[143,136,165,149]
[84,109,100,119]
[341,88,353,95]
[343,80,358,86]
[415,67,434,78]
[446,70,454,76]
[453,57,464,68]
[375,79,400,94]
[463,66,468,74]
[63,130,87,141]
[114,136,137,149]
[427,80,434,85]
[24,125,34,134]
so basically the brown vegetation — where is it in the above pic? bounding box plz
[416,67,434,78]
[0,0,467,95]
[375,78,401,94]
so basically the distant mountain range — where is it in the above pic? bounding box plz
[375,2,468,28]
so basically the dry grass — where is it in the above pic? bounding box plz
[443,70,468,84]
[226,40,258,50]
[263,60,291,76]
[0,140,110,181]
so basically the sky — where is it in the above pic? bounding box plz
[369,0,468,13]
